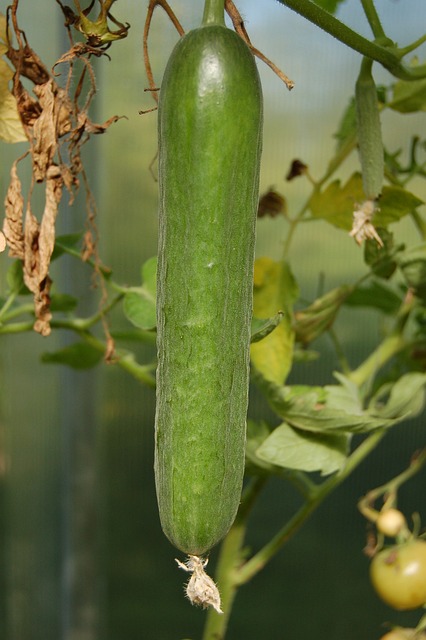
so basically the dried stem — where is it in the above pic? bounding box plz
[226,0,295,90]
[143,0,185,103]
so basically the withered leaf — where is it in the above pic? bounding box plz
[32,81,60,181]
[74,111,124,140]
[14,79,41,129]
[23,166,63,336]
[3,160,25,259]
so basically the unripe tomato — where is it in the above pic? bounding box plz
[380,631,415,640]
[370,540,426,610]
[376,508,406,537]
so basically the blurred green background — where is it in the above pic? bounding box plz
[0,1,425,639]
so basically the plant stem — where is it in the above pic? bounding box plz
[234,428,385,585]
[347,333,406,388]
[203,428,385,636]
[347,290,414,387]
[202,0,225,27]
[360,0,387,42]
[0,314,156,386]
[275,0,426,80]
[0,320,34,334]
[283,130,357,258]
[0,291,19,322]
[358,449,426,517]
[202,476,267,640]
[398,33,426,57]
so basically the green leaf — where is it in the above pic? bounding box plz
[141,255,157,297]
[52,233,84,260]
[6,259,27,294]
[369,372,426,420]
[363,228,400,279]
[377,186,424,226]
[245,420,276,475]
[309,173,364,230]
[41,342,103,369]
[388,77,426,113]
[399,244,426,301]
[250,257,298,385]
[123,256,157,330]
[256,422,349,476]
[294,285,353,345]
[309,174,422,231]
[345,280,402,314]
[123,291,156,330]
[266,381,396,434]
[251,312,284,343]
[50,293,78,313]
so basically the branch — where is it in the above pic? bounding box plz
[276,0,426,81]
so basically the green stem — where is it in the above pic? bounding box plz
[328,327,351,375]
[0,302,34,323]
[235,428,385,585]
[283,130,357,258]
[0,320,34,334]
[358,449,426,516]
[347,333,405,388]
[347,292,414,388]
[202,0,225,27]
[0,291,19,322]
[202,476,268,640]
[53,324,157,387]
[360,0,387,42]
[275,0,426,80]
[0,314,156,386]
[398,33,426,57]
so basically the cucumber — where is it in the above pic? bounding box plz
[355,58,384,200]
[154,4,263,560]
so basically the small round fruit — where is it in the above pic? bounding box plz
[370,539,426,610]
[380,631,416,640]
[376,508,406,537]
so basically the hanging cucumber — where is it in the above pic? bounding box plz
[350,56,384,246]
[154,0,263,609]
[355,57,384,201]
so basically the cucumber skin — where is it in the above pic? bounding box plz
[155,25,263,556]
[355,66,384,200]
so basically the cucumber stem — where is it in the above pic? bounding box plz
[276,0,426,80]
[202,0,226,27]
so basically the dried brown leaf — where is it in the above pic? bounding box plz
[3,160,25,259]
[14,80,41,129]
[60,163,79,203]
[38,165,63,276]
[23,166,63,336]
[73,111,123,143]
[7,39,50,86]
[32,275,52,337]
[32,81,60,181]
